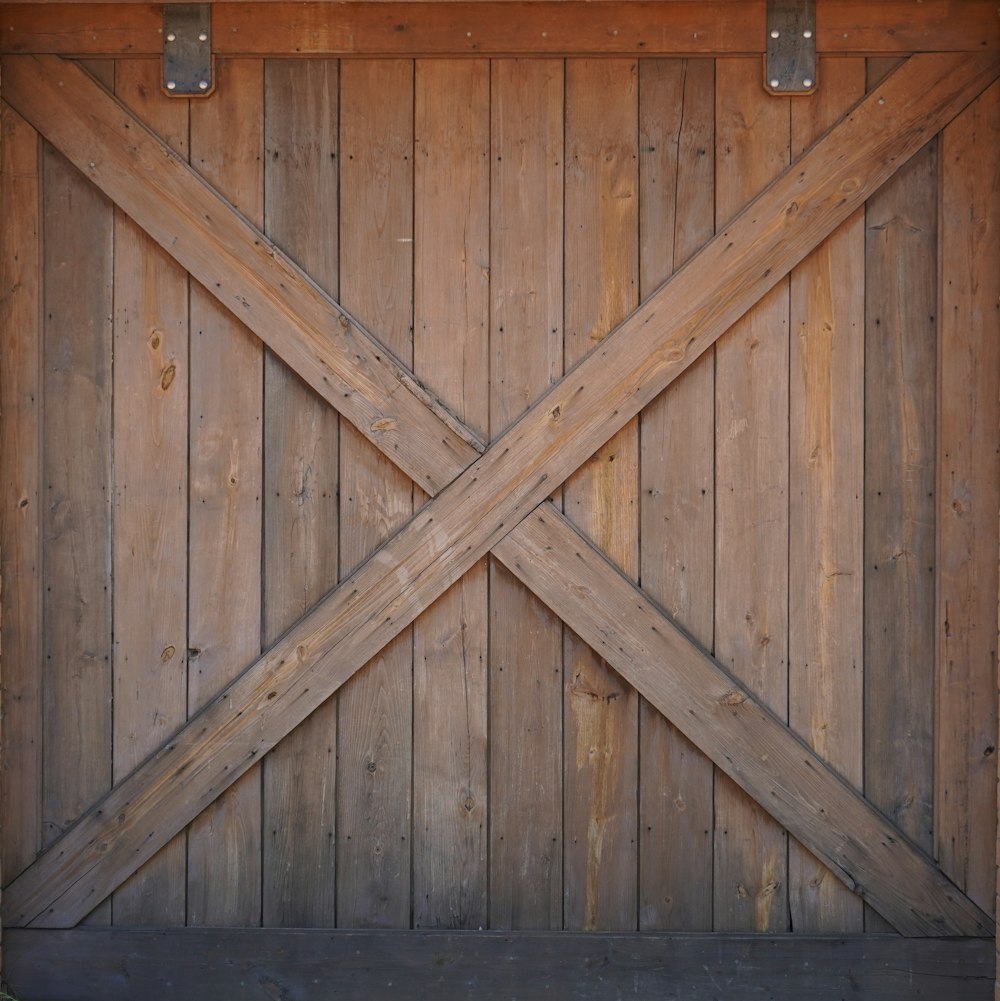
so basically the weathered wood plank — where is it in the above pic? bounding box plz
[636,56,715,932]
[3,929,994,1001]
[3,2,998,55]
[713,56,789,934]
[0,100,42,884]
[261,57,340,928]
[186,57,264,927]
[40,102,114,926]
[336,58,414,930]
[488,57,564,931]
[493,504,992,940]
[787,56,866,934]
[110,57,189,926]
[6,51,996,935]
[0,55,482,496]
[864,55,938,933]
[411,57,490,930]
[936,79,1000,917]
[562,56,639,932]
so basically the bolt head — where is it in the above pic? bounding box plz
[803,78,814,88]
[199,80,209,90]
[166,31,176,42]
[769,78,781,88]
[166,80,177,90]
[198,31,208,41]
[770,28,780,38]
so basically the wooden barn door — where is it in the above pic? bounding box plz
[1,3,998,998]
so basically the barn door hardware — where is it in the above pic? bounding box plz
[765,0,816,94]
[162,4,214,97]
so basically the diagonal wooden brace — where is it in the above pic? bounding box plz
[2,51,997,935]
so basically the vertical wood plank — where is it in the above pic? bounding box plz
[787,57,866,934]
[336,58,414,930]
[412,58,490,930]
[40,115,114,923]
[111,58,189,927]
[187,58,264,927]
[489,57,564,931]
[936,79,1000,917]
[637,57,715,932]
[261,58,341,929]
[864,56,938,934]
[0,101,42,884]
[562,57,639,933]
[713,57,789,933]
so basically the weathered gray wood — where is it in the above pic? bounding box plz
[787,55,866,935]
[713,56,790,934]
[864,55,938,934]
[261,57,341,928]
[5,50,997,935]
[41,119,114,925]
[336,58,415,930]
[637,57,715,932]
[0,101,42,885]
[488,57,565,931]
[935,79,1000,919]
[110,56,189,929]
[3,929,993,1001]
[411,57,490,930]
[561,56,639,932]
[186,57,264,927]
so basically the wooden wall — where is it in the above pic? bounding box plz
[1,44,997,950]
[0,23,996,1001]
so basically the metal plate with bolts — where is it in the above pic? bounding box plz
[765,0,816,95]
[163,4,214,98]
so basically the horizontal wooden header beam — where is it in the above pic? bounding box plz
[1,1,997,56]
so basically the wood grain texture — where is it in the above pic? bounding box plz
[713,56,789,934]
[7,51,997,932]
[3,929,994,1001]
[186,58,264,927]
[336,58,414,930]
[0,100,42,884]
[787,56,866,935]
[488,57,564,931]
[110,58,189,927]
[0,55,480,496]
[3,2,998,55]
[261,58,340,928]
[936,79,1000,917]
[636,56,715,932]
[40,105,114,927]
[864,55,938,933]
[411,58,489,930]
[562,57,639,932]
[494,505,993,938]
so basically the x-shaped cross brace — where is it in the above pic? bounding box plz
[2,50,996,936]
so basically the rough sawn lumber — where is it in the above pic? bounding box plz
[1,50,997,936]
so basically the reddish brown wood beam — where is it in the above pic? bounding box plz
[1,2,997,56]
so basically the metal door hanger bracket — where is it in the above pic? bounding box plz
[766,0,816,95]
[163,4,214,98]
